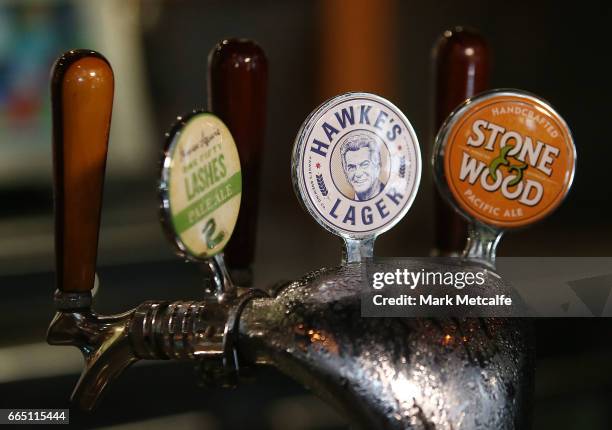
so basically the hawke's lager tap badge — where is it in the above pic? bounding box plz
[434,90,575,228]
[160,111,241,260]
[292,92,421,239]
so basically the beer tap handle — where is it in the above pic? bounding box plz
[432,27,490,256]
[51,50,114,299]
[208,39,268,286]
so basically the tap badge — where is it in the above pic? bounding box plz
[292,92,421,239]
[160,112,241,260]
[434,90,575,228]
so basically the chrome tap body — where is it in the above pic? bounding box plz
[48,260,533,429]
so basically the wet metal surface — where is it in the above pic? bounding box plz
[239,261,534,429]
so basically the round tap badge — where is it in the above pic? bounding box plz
[160,111,241,260]
[292,92,421,239]
[434,90,575,229]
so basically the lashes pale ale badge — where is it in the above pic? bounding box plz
[434,90,576,228]
[292,92,421,239]
[160,111,241,260]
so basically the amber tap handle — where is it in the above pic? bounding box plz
[51,50,114,293]
[432,27,490,256]
[208,39,268,285]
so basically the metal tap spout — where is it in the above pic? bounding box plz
[46,298,137,411]
[46,288,265,411]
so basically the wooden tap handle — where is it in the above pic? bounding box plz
[433,27,490,255]
[51,50,114,292]
[208,39,268,276]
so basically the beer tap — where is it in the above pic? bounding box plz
[46,49,137,410]
[45,40,575,429]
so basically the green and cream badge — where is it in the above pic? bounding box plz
[160,112,241,260]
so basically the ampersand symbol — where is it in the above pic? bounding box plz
[489,145,528,186]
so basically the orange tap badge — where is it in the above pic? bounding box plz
[434,90,576,228]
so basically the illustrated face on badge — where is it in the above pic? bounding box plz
[439,91,575,228]
[340,132,388,200]
[161,112,241,260]
[293,92,421,239]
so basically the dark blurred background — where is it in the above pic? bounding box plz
[0,0,610,429]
